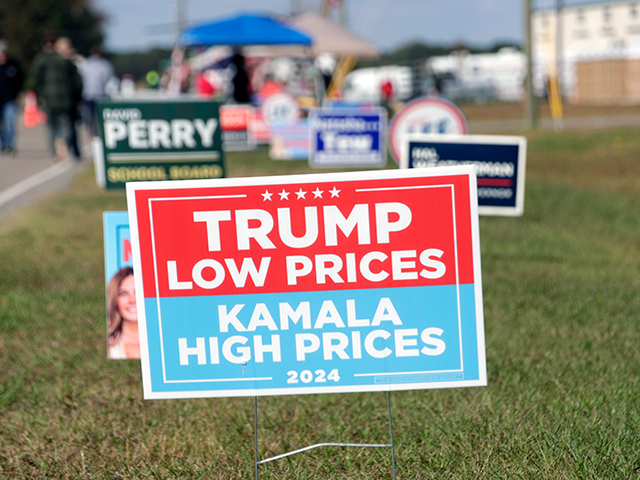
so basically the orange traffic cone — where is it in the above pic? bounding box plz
[23,91,46,127]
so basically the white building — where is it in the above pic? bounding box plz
[342,48,526,105]
[532,0,640,99]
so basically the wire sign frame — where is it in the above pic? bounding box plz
[253,392,397,480]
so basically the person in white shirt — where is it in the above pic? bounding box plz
[80,45,114,137]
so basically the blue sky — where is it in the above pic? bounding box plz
[95,0,617,53]
[94,0,522,52]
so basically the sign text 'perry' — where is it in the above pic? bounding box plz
[98,99,225,189]
[127,168,486,399]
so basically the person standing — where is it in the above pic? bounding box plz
[80,45,114,137]
[31,34,83,161]
[55,37,83,159]
[0,39,25,157]
[212,48,251,104]
[230,49,251,104]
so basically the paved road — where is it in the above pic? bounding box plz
[0,121,92,222]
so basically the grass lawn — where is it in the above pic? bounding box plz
[459,101,640,122]
[1,127,640,479]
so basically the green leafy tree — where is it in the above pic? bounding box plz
[0,0,104,73]
[109,48,173,82]
[385,41,451,64]
[356,40,521,69]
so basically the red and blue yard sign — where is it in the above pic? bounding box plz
[401,134,527,216]
[126,167,486,399]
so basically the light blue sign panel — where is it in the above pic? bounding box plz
[269,120,309,160]
[103,211,132,281]
[142,285,479,395]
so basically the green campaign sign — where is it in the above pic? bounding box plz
[97,98,225,189]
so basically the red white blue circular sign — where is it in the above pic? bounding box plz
[260,92,300,125]
[388,96,468,164]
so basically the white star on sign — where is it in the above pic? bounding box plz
[312,188,324,199]
[261,190,273,201]
[295,188,307,199]
[278,189,290,200]
[329,187,341,198]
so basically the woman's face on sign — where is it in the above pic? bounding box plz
[117,274,137,323]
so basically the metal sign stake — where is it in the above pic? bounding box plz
[387,391,397,480]
[254,392,397,480]
[254,396,259,480]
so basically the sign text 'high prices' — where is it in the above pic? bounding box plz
[127,168,486,399]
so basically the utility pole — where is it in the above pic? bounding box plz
[177,0,188,38]
[291,0,301,15]
[321,0,330,18]
[339,0,348,28]
[524,0,538,130]
[556,0,563,97]
[321,0,348,27]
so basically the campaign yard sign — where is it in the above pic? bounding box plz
[269,120,310,160]
[309,108,387,168]
[220,105,256,151]
[104,212,132,281]
[401,134,527,216]
[104,212,137,360]
[388,96,468,164]
[97,98,225,189]
[126,168,486,399]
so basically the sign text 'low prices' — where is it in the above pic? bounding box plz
[127,168,486,399]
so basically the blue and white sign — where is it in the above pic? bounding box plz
[104,211,132,282]
[127,168,486,399]
[309,108,387,168]
[401,134,527,216]
[269,120,310,160]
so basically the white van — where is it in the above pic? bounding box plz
[342,65,413,103]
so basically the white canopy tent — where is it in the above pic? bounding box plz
[246,11,380,59]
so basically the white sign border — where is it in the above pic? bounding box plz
[126,166,486,399]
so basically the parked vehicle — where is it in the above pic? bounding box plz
[342,65,413,103]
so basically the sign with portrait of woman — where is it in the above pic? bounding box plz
[103,212,140,359]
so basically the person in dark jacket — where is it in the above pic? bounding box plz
[230,50,251,104]
[31,34,83,161]
[213,48,251,104]
[0,39,25,157]
[55,37,83,159]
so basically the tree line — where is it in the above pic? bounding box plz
[0,0,519,86]
[0,0,103,72]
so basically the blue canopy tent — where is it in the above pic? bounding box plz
[178,13,313,47]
